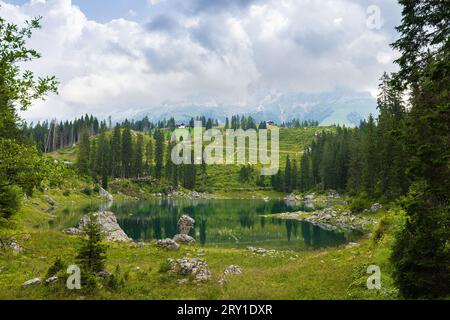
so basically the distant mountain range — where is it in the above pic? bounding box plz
[131,88,378,127]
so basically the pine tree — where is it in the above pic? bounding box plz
[284,155,292,192]
[111,124,122,178]
[121,126,132,178]
[390,1,450,298]
[291,160,298,191]
[361,115,378,198]
[77,126,91,175]
[76,216,107,289]
[97,130,110,189]
[145,139,153,176]
[154,129,164,180]
[134,134,144,178]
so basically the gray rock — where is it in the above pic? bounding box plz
[157,238,180,250]
[22,278,42,287]
[177,215,195,235]
[173,234,196,244]
[224,265,242,276]
[8,239,23,253]
[96,270,112,278]
[45,276,58,284]
[284,194,297,202]
[370,203,382,212]
[168,257,211,282]
[99,187,108,197]
[78,211,132,242]
[44,196,55,206]
[62,227,82,236]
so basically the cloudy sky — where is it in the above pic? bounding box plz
[0,0,402,122]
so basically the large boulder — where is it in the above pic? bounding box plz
[177,215,195,235]
[68,211,132,242]
[173,234,196,244]
[172,215,196,244]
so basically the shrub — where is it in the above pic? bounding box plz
[0,184,22,219]
[349,195,371,213]
[46,257,66,278]
[158,259,172,273]
[81,187,92,196]
[372,215,394,243]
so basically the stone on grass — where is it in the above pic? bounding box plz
[157,238,180,250]
[168,257,211,282]
[44,196,55,206]
[22,278,42,287]
[224,265,241,276]
[78,211,132,243]
[173,234,196,244]
[45,276,58,284]
[370,203,382,212]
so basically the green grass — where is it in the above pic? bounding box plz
[0,229,399,300]
[0,188,401,300]
[47,126,333,193]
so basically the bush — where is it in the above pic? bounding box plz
[349,195,371,213]
[46,257,66,278]
[81,187,92,196]
[0,184,22,219]
[391,183,450,298]
[158,259,172,273]
[372,215,394,243]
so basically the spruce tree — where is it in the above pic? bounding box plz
[134,134,144,178]
[77,126,91,175]
[121,126,132,178]
[154,129,164,180]
[111,124,122,178]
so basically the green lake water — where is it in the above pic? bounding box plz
[54,198,361,250]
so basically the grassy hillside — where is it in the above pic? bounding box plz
[48,126,335,192]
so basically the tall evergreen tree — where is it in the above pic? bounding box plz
[134,134,144,178]
[111,124,122,178]
[154,129,164,180]
[121,126,133,178]
[77,126,91,175]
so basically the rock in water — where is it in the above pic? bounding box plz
[22,278,42,287]
[172,215,196,244]
[178,215,195,235]
[173,234,196,244]
[78,211,132,242]
[157,238,180,250]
